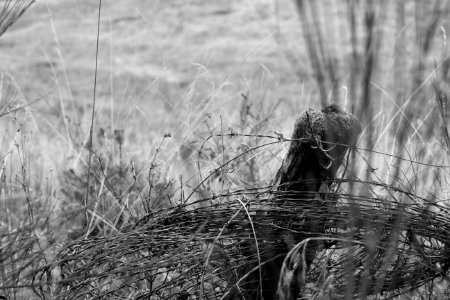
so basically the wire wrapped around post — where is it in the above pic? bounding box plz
[239,104,361,299]
[272,104,361,300]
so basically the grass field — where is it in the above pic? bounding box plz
[2,0,450,299]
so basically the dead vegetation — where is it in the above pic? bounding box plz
[0,0,34,37]
[2,1,450,299]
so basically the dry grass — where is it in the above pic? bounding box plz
[2,0,450,299]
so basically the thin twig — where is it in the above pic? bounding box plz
[84,0,102,235]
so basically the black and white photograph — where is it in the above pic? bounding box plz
[1,1,450,299]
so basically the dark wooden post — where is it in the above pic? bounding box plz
[272,104,361,300]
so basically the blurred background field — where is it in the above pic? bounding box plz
[2,0,450,299]
[2,0,304,140]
